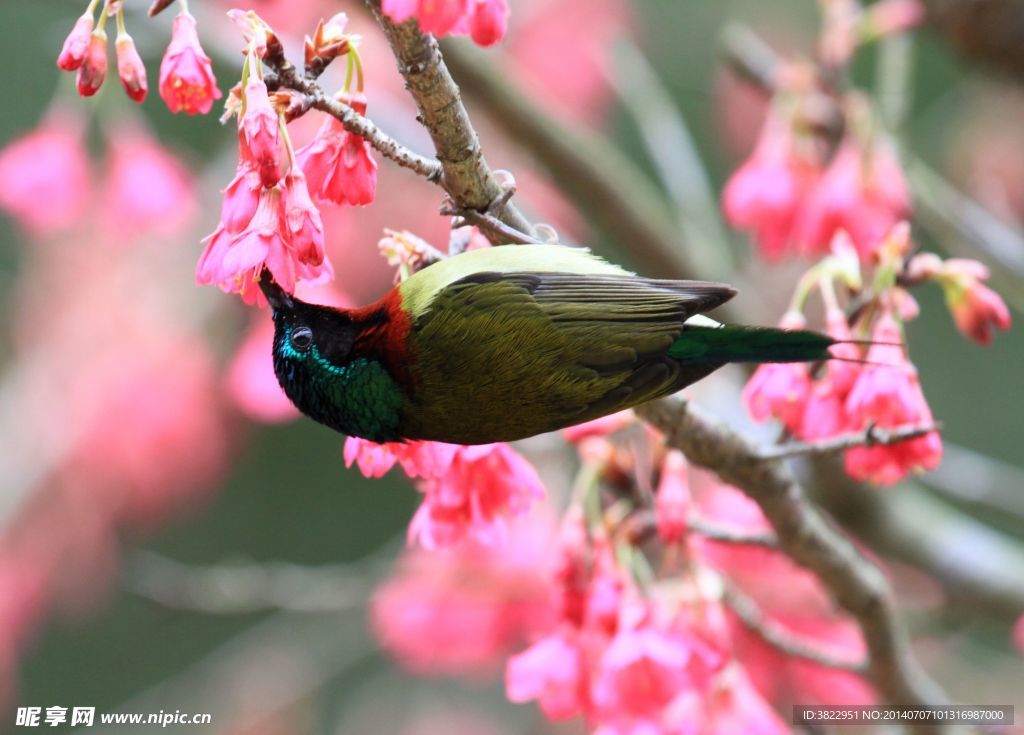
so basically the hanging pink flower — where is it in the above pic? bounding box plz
[239,79,281,188]
[218,159,263,235]
[723,109,819,260]
[409,443,546,549]
[469,0,510,46]
[159,10,222,115]
[57,13,94,71]
[76,30,108,97]
[506,630,588,720]
[794,138,910,259]
[797,306,861,441]
[0,116,90,236]
[382,0,470,38]
[115,34,147,103]
[843,312,942,485]
[936,259,1011,345]
[296,95,378,206]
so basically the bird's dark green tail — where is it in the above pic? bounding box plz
[668,325,836,364]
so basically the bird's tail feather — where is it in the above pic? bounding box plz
[669,325,838,364]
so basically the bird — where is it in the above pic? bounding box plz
[258,244,838,445]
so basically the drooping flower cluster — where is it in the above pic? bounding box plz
[381,0,511,47]
[196,12,381,305]
[738,226,1007,485]
[345,438,546,548]
[723,106,909,262]
[57,0,220,110]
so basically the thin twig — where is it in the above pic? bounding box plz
[262,63,443,181]
[636,398,953,723]
[440,202,542,245]
[723,580,869,674]
[689,517,779,548]
[758,422,941,460]
[126,551,377,614]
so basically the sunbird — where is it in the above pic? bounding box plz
[259,245,837,444]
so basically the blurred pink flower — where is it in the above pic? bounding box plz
[742,360,811,434]
[797,306,861,441]
[103,129,197,238]
[382,0,471,39]
[843,311,942,485]
[469,0,510,47]
[57,13,94,71]
[159,10,221,115]
[76,30,108,97]
[116,34,148,103]
[655,451,690,544]
[240,79,282,189]
[372,518,557,675]
[939,260,1011,345]
[506,629,588,720]
[344,438,459,479]
[0,115,90,237]
[795,138,910,259]
[723,109,819,260]
[506,0,631,122]
[676,666,790,735]
[295,97,378,207]
[562,411,633,443]
[63,339,228,528]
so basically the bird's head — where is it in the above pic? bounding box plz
[259,274,360,425]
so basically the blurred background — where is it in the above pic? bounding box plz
[1,1,1023,733]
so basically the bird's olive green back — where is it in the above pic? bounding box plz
[399,271,735,443]
[398,244,632,320]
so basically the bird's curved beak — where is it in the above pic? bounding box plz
[258,271,293,312]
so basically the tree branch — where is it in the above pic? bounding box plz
[922,0,1024,87]
[723,580,868,674]
[361,0,535,240]
[635,398,953,722]
[758,422,941,460]
[263,61,443,181]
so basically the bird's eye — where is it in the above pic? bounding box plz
[290,326,313,352]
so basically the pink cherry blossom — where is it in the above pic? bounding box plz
[57,13,94,71]
[723,109,819,260]
[159,10,221,115]
[77,30,108,97]
[115,34,147,103]
[382,0,471,38]
[103,130,197,238]
[562,411,633,443]
[469,0,510,46]
[742,361,812,433]
[0,115,90,237]
[940,262,1011,345]
[795,138,910,259]
[240,79,281,189]
[218,159,263,235]
[372,519,557,676]
[344,438,460,479]
[409,443,546,548]
[843,312,942,485]
[295,99,378,206]
[506,630,588,720]
[797,307,861,441]
[655,451,690,544]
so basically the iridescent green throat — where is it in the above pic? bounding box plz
[274,337,404,442]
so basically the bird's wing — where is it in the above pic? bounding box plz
[402,271,736,442]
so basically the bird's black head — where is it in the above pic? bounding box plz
[258,275,403,440]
